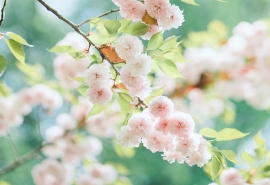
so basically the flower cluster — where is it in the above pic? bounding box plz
[113,0,185,31]
[0,84,62,136]
[116,96,211,167]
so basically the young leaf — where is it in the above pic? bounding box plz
[124,22,149,36]
[158,59,183,78]
[240,151,255,165]
[68,51,86,60]
[6,32,33,47]
[49,45,76,53]
[254,131,267,160]
[211,156,221,180]
[181,0,199,6]
[90,17,100,29]
[5,39,25,64]
[0,55,7,77]
[200,128,218,138]
[76,85,88,96]
[118,18,132,33]
[104,20,121,35]
[164,51,187,63]
[145,87,163,104]
[147,32,163,50]
[116,93,132,114]
[87,105,103,119]
[216,128,249,141]
[221,150,240,163]
[159,36,179,51]
[71,76,85,83]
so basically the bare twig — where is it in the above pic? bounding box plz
[7,133,19,161]
[76,9,119,27]
[0,143,48,175]
[0,0,7,26]
[37,0,120,75]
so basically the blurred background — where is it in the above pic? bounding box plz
[1,0,270,184]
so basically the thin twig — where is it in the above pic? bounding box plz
[37,0,120,75]
[0,143,48,175]
[76,9,119,27]
[7,133,19,161]
[0,0,7,26]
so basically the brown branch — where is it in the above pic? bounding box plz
[37,0,120,75]
[0,143,48,175]
[76,9,119,27]
[0,0,7,26]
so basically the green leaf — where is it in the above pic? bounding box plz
[254,131,267,160]
[211,156,221,180]
[113,140,135,157]
[49,45,76,53]
[104,20,121,35]
[76,85,88,96]
[118,18,132,33]
[87,105,104,119]
[0,55,7,77]
[68,51,86,60]
[200,128,218,138]
[158,59,183,78]
[124,22,149,36]
[147,32,163,50]
[164,51,187,63]
[71,77,85,83]
[221,150,240,163]
[118,92,133,102]
[216,128,249,141]
[5,39,25,64]
[16,62,44,83]
[159,36,179,51]
[116,93,132,114]
[181,0,199,6]
[240,151,256,165]
[145,87,163,104]
[90,17,100,29]
[6,32,33,47]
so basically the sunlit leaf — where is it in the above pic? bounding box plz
[76,85,88,96]
[221,150,240,163]
[181,0,199,6]
[145,87,163,104]
[118,18,132,33]
[254,131,267,160]
[158,59,183,78]
[211,156,220,180]
[90,17,100,29]
[240,151,256,165]
[200,128,218,138]
[159,36,179,51]
[104,19,121,35]
[49,45,76,53]
[0,55,7,77]
[5,39,25,64]
[124,22,149,36]
[87,105,103,119]
[216,128,249,141]
[7,32,33,47]
[147,32,163,50]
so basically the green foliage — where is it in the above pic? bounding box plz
[104,19,121,36]
[0,55,7,77]
[147,32,163,50]
[87,105,104,119]
[6,32,33,47]
[181,0,199,6]
[5,39,25,65]
[90,17,100,29]
[71,77,85,83]
[76,85,88,97]
[158,59,183,78]
[240,151,256,165]
[113,140,135,158]
[159,36,180,51]
[49,45,86,60]
[16,62,44,84]
[200,128,249,141]
[254,132,267,160]
[123,22,149,36]
[220,150,239,163]
[118,19,132,33]
[145,87,163,105]
[116,92,133,114]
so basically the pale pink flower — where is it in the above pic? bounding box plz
[120,65,145,88]
[71,96,93,122]
[142,25,162,40]
[32,159,72,185]
[174,134,199,156]
[158,5,185,30]
[86,85,112,105]
[155,117,171,134]
[88,163,118,183]
[145,0,171,19]
[127,113,152,138]
[56,32,88,51]
[120,0,145,22]
[162,150,185,164]
[125,54,153,76]
[45,126,64,141]
[148,96,174,118]
[128,78,152,99]
[168,112,195,136]
[142,131,168,153]
[84,64,111,86]
[116,125,141,148]
[220,168,246,185]
[115,34,143,60]
[186,150,211,167]
[77,137,103,156]
[41,144,63,158]
[56,113,76,130]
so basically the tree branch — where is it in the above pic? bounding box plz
[0,0,7,26]
[0,143,47,175]
[37,0,120,75]
[76,9,119,27]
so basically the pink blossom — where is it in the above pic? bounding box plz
[174,134,199,156]
[145,0,171,19]
[120,65,145,88]
[56,113,76,130]
[125,54,153,76]
[45,126,64,141]
[142,131,169,153]
[32,159,72,185]
[87,163,118,183]
[120,0,145,22]
[128,78,152,99]
[162,150,185,164]
[148,96,174,118]
[158,5,185,30]
[142,25,162,40]
[116,125,141,148]
[127,113,153,138]
[84,64,111,86]
[86,85,112,105]
[77,136,103,156]
[155,117,171,134]
[186,150,211,167]
[115,34,143,60]
[220,168,246,185]
[168,112,195,136]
